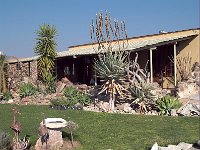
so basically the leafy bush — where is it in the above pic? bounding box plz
[42,72,56,94]
[50,98,69,106]
[63,86,91,106]
[19,83,38,98]
[0,131,10,149]
[3,91,13,101]
[156,95,182,115]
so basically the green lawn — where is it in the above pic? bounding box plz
[0,104,199,150]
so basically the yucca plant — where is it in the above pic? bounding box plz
[34,24,57,89]
[42,71,56,94]
[156,95,182,115]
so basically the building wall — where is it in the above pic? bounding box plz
[162,34,200,88]
[7,60,38,90]
[177,35,199,64]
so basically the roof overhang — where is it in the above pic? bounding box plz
[57,33,197,57]
[7,32,198,63]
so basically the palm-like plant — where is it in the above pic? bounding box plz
[34,24,57,78]
[35,24,57,93]
[94,51,128,111]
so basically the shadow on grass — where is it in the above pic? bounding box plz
[62,131,79,141]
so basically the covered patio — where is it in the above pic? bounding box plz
[55,33,197,88]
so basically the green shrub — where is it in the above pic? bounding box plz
[19,83,38,98]
[3,91,13,101]
[156,95,182,115]
[50,98,69,106]
[42,72,56,94]
[0,131,10,149]
[63,86,91,106]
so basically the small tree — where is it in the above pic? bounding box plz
[0,53,6,93]
[65,121,78,147]
[91,12,128,111]
[34,24,57,93]
[0,52,19,94]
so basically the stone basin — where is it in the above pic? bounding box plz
[44,118,67,129]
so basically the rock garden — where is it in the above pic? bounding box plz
[0,12,199,150]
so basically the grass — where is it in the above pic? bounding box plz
[0,104,199,150]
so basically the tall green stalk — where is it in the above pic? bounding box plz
[0,54,6,93]
[34,24,57,93]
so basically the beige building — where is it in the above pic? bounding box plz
[7,28,200,88]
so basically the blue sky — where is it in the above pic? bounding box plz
[0,0,199,58]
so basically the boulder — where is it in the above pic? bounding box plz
[177,103,200,116]
[61,77,73,86]
[151,142,195,150]
[96,101,109,112]
[123,103,132,113]
[177,82,199,99]
[177,142,193,150]
[56,82,66,93]
[116,103,132,113]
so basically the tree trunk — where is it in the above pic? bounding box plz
[2,69,6,93]
[108,91,115,112]
[70,131,74,147]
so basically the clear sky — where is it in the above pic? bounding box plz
[0,0,199,58]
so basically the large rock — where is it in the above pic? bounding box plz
[177,82,199,99]
[151,87,171,99]
[151,142,195,150]
[116,103,132,113]
[61,77,73,86]
[56,81,66,93]
[177,142,193,150]
[96,101,109,112]
[177,103,200,116]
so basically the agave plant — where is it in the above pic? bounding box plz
[19,82,38,98]
[129,81,156,113]
[94,51,128,111]
[156,95,182,115]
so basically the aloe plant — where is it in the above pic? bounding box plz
[19,83,38,98]
[129,81,156,112]
[156,95,182,115]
